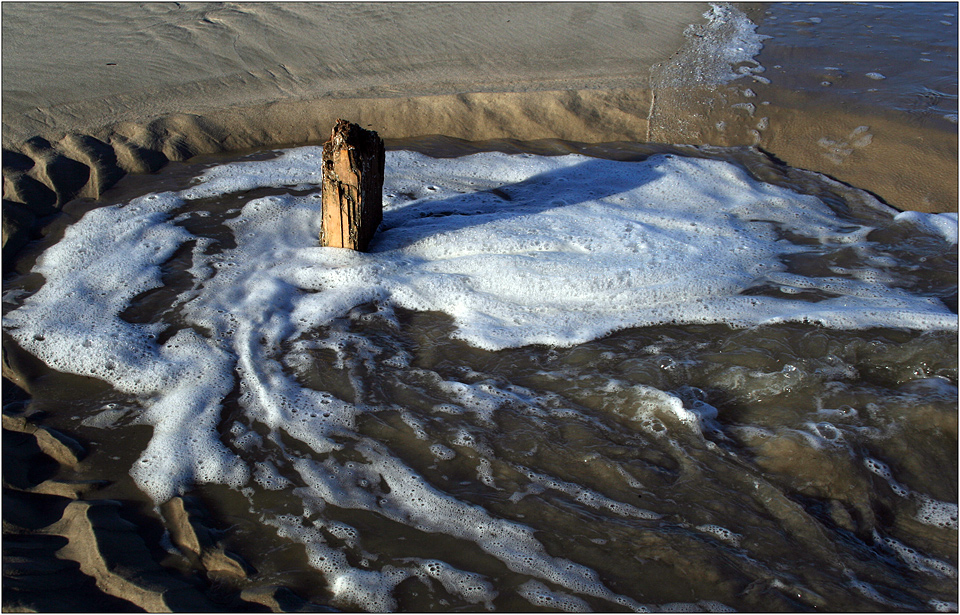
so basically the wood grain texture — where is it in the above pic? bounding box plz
[319,119,384,251]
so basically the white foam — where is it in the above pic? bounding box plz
[863,457,910,496]
[291,440,645,608]
[6,191,188,394]
[931,599,960,612]
[417,559,497,607]
[253,460,292,491]
[3,146,956,608]
[603,381,720,436]
[846,570,913,610]
[518,580,592,612]
[875,531,958,578]
[695,524,742,547]
[698,600,737,612]
[324,151,951,349]
[518,465,660,521]
[690,3,770,86]
[893,211,959,244]
[916,495,959,530]
[864,459,958,527]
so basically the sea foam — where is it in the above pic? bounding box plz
[5,148,956,499]
[3,147,956,610]
[189,149,954,352]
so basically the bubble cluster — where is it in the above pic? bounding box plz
[915,495,959,530]
[253,460,291,490]
[863,457,893,479]
[429,443,456,461]
[518,580,592,612]
[519,465,660,521]
[695,524,743,547]
[417,559,497,606]
[876,531,958,578]
[698,601,737,613]
[930,599,960,612]
[892,211,959,244]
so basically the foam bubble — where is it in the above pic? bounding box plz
[846,571,913,610]
[862,457,911,497]
[695,524,742,547]
[698,600,737,612]
[893,211,958,244]
[518,580,592,612]
[930,599,960,612]
[607,382,718,435]
[876,531,958,578]
[806,421,845,445]
[253,460,292,490]
[519,465,660,521]
[429,443,456,461]
[660,603,702,613]
[915,495,959,530]
[417,559,497,606]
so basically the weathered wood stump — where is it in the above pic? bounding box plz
[319,119,385,251]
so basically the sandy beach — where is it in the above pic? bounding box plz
[2,2,711,142]
[2,1,719,268]
[2,2,956,260]
[2,3,957,612]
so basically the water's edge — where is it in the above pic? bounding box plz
[2,141,956,612]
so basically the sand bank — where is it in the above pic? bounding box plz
[2,1,709,143]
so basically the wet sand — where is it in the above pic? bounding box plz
[1,2,957,612]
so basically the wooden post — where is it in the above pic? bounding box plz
[320,119,385,251]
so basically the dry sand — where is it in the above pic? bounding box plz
[1,2,957,611]
[2,1,717,266]
[2,2,709,143]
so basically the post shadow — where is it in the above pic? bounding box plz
[367,156,668,252]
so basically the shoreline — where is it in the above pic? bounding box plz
[2,3,956,269]
[2,4,957,611]
[3,141,956,609]
[3,85,956,268]
[2,0,711,266]
[0,87,661,266]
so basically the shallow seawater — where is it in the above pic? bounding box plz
[759,2,957,125]
[647,2,958,214]
[2,141,957,612]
